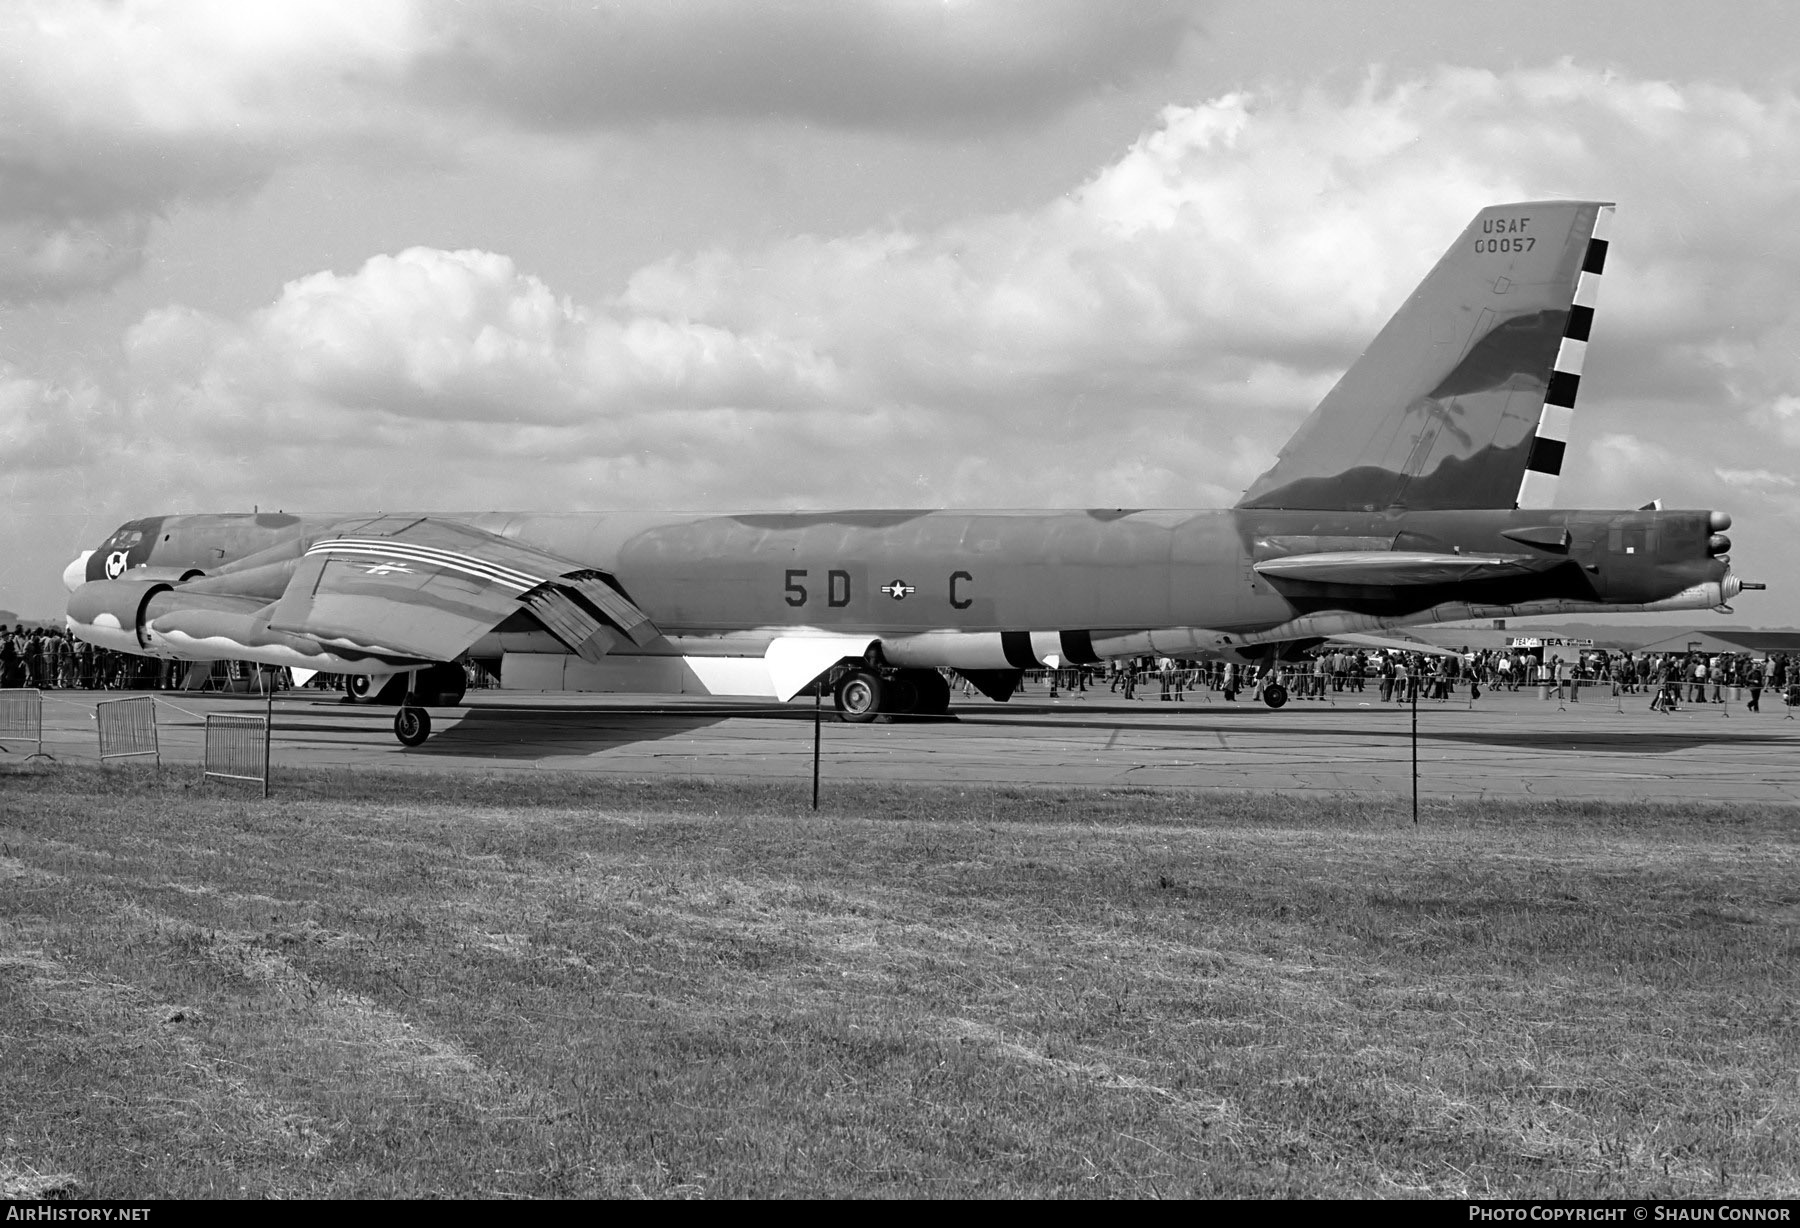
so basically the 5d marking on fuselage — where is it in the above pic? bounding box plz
[785,569,965,610]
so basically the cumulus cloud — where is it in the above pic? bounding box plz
[1714,467,1796,488]
[1586,432,1678,483]
[61,64,1796,525]
[126,246,843,431]
[407,0,1207,132]
[0,364,117,474]
[11,59,1800,619]
[1753,394,1800,449]
[0,0,424,297]
[0,0,1207,300]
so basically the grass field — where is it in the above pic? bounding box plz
[1,764,1796,1198]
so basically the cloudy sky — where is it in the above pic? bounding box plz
[4,0,1798,624]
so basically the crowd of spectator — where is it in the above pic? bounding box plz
[0,626,502,695]
[0,625,170,690]
[10,620,1796,714]
[1014,645,1799,711]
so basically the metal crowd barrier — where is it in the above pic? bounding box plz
[204,713,269,797]
[96,695,158,765]
[0,688,50,760]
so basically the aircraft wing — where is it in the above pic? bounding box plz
[268,516,660,663]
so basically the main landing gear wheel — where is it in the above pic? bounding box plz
[1262,683,1289,710]
[343,674,372,702]
[884,674,918,716]
[394,706,431,746]
[834,669,884,723]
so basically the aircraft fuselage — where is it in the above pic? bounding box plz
[72,504,1738,675]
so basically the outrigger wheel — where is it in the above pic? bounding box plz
[834,668,884,723]
[343,674,372,701]
[910,669,952,716]
[1262,683,1288,710]
[394,706,431,746]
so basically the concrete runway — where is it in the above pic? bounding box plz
[18,679,1800,803]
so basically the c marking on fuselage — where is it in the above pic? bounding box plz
[950,570,973,610]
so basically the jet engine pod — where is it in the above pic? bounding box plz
[66,578,173,653]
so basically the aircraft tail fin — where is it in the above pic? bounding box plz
[1236,200,1613,512]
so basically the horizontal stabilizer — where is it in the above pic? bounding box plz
[1254,550,1558,588]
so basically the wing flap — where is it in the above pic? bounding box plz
[566,572,660,647]
[521,585,612,664]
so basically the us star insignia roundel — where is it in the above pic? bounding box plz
[881,580,915,600]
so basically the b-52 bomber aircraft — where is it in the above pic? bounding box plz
[64,200,1761,744]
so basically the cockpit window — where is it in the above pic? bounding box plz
[109,530,143,549]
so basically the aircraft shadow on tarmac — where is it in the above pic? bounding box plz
[430,708,744,758]
[275,701,752,759]
[283,697,978,758]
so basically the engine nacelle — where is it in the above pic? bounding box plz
[66,578,173,654]
[68,576,425,674]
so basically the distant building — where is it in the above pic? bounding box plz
[1634,630,1800,657]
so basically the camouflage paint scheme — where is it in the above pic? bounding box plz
[61,200,1754,722]
[68,501,1736,670]
[1241,201,1603,512]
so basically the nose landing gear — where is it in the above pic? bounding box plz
[394,667,433,746]
[394,705,431,746]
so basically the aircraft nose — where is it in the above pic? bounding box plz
[63,550,94,593]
